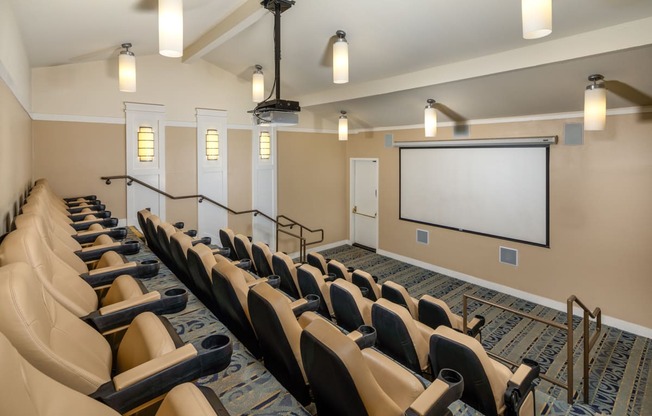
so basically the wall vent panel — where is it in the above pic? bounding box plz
[499,246,518,266]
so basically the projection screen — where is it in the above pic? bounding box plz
[399,145,549,247]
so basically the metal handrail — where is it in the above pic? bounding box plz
[101,175,324,257]
[463,293,601,404]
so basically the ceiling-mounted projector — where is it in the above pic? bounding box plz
[250,0,300,126]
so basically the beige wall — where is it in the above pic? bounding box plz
[166,126,198,229]
[227,129,253,235]
[347,113,652,328]
[277,131,348,253]
[32,121,126,219]
[0,79,32,234]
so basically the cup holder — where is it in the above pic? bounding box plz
[325,272,337,282]
[236,259,251,270]
[141,259,159,265]
[201,334,231,351]
[186,229,198,238]
[305,294,320,303]
[164,288,187,297]
[359,286,370,298]
[354,324,377,349]
[347,266,355,273]
[121,240,141,255]
[267,275,281,289]
[216,247,231,257]
[138,259,160,279]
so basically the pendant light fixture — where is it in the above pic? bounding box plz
[584,74,607,131]
[118,43,136,92]
[333,30,349,84]
[521,0,552,39]
[338,111,348,141]
[424,99,437,138]
[252,64,265,103]
[159,0,183,57]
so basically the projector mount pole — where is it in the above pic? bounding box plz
[273,0,281,103]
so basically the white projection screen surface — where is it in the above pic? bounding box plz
[400,146,549,247]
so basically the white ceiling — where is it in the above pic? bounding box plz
[9,0,652,129]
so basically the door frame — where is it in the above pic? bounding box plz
[349,158,379,249]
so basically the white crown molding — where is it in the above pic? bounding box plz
[376,248,652,339]
[30,113,125,124]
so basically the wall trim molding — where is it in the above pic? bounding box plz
[30,105,652,134]
[376,248,652,339]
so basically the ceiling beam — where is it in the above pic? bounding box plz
[183,0,267,63]
[299,17,652,107]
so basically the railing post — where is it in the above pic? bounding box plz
[583,310,590,403]
[567,298,574,404]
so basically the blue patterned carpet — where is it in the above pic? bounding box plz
[318,245,652,416]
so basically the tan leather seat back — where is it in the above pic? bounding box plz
[234,234,254,260]
[0,331,118,416]
[331,279,372,325]
[214,260,251,320]
[116,312,178,373]
[170,231,193,258]
[297,264,332,313]
[0,263,112,394]
[189,243,218,276]
[382,281,418,318]
[307,251,328,274]
[0,228,98,317]
[420,294,463,330]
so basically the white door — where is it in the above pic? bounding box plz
[351,158,378,249]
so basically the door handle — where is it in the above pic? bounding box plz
[353,206,377,219]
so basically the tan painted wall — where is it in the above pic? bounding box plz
[347,113,652,328]
[277,131,347,253]
[32,121,126,219]
[227,129,253,235]
[166,126,198,229]
[0,79,32,234]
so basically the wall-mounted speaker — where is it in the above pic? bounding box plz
[499,246,518,266]
[564,123,583,146]
[385,133,394,148]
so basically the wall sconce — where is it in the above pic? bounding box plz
[252,64,265,103]
[137,126,155,162]
[424,99,437,138]
[522,0,552,39]
[259,131,271,160]
[333,30,349,84]
[338,111,348,141]
[159,0,183,57]
[118,43,136,92]
[584,74,606,131]
[206,129,219,160]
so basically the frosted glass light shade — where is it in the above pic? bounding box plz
[333,36,349,84]
[118,52,136,92]
[424,106,437,137]
[252,70,264,102]
[137,127,155,162]
[338,113,348,141]
[522,0,552,39]
[159,0,183,57]
[584,86,606,131]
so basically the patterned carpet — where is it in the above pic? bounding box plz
[318,245,652,416]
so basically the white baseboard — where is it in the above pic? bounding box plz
[117,218,127,227]
[376,248,652,340]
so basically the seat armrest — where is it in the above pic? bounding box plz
[346,325,377,349]
[406,369,464,416]
[173,221,185,229]
[291,294,321,317]
[81,261,159,287]
[72,227,128,244]
[192,236,211,245]
[211,247,231,257]
[505,359,540,410]
[113,344,198,391]
[82,288,188,333]
[466,315,485,338]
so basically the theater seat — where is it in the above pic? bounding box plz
[429,326,539,416]
[272,251,302,299]
[252,241,274,277]
[0,263,232,413]
[247,282,324,405]
[0,332,228,416]
[306,251,330,275]
[297,264,335,318]
[329,279,374,332]
[352,269,381,300]
[372,298,434,376]
[0,228,154,318]
[300,319,464,416]
[219,228,238,261]
[327,259,353,281]
[234,234,255,272]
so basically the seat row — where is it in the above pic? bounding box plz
[0,180,232,416]
[139,208,539,416]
